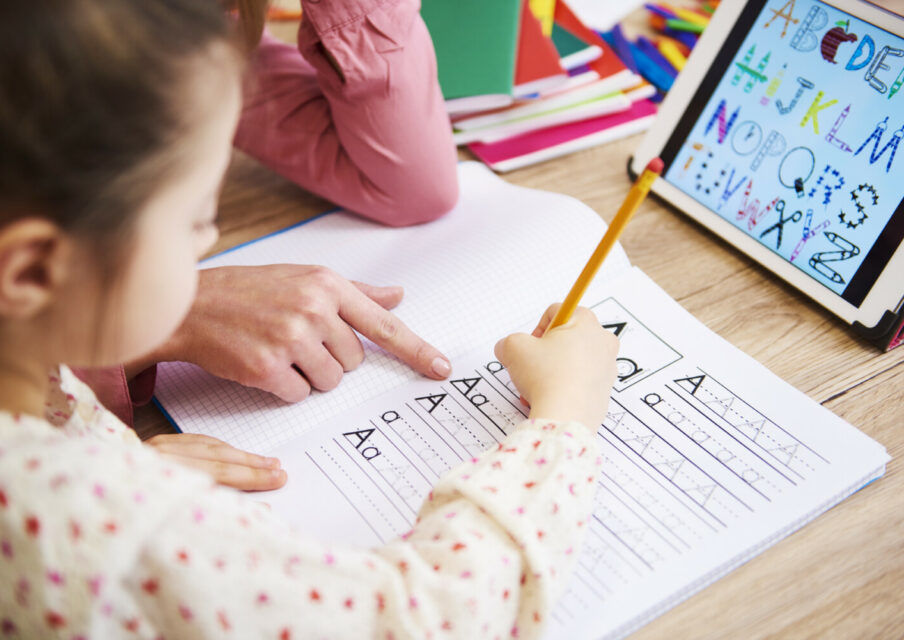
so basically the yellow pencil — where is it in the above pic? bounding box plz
[547,158,664,331]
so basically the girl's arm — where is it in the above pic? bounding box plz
[234,0,459,226]
[132,418,600,639]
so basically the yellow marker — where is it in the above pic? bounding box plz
[547,158,664,331]
[529,0,556,36]
[657,38,688,71]
[668,6,710,26]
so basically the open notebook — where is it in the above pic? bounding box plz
[155,163,889,640]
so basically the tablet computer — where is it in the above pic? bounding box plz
[630,0,904,350]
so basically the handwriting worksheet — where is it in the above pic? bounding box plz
[251,269,887,640]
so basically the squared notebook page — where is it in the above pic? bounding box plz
[154,162,633,452]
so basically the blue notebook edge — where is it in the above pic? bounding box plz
[207,208,340,261]
[151,397,183,433]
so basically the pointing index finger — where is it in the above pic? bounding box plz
[338,282,451,380]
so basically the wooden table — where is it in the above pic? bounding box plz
[135,10,904,639]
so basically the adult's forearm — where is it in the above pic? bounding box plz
[234,0,459,226]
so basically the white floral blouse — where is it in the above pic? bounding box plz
[0,366,601,639]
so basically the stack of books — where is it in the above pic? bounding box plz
[421,0,713,172]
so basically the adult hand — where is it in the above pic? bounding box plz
[145,433,287,491]
[137,265,451,402]
[494,305,619,429]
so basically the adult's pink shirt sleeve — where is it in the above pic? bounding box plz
[71,365,157,429]
[234,0,459,226]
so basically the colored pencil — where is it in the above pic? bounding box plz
[657,38,688,71]
[659,34,691,56]
[608,25,640,74]
[670,7,710,25]
[644,4,678,19]
[636,36,679,77]
[666,18,705,33]
[628,42,675,91]
[662,27,699,49]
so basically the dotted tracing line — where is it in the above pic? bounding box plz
[322,447,401,536]
[434,403,494,452]
[480,398,521,430]
[487,368,519,400]
[387,415,453,477]
[579,540,632,586]
[654,397,781,496]
[370,455,421,508]
[694,385,817,474]
[562,582,593,613]
[594,502,665,566]
[604,416,741,520]
[473,397,523,435]
[601,453,701,542]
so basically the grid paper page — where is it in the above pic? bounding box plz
[249,267,888,640]
[155,162,633,452]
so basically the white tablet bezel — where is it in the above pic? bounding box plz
[632,0,904,328]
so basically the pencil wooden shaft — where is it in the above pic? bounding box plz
[548,168,660,330]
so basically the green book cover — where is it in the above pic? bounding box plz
[551,22,590,58]
[420,0,522,104]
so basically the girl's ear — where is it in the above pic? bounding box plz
[0,219,72,319]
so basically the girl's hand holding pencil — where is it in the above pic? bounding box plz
[496,159,664,429]
[495,305,618,430]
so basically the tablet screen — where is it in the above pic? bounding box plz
[660,0,904,307]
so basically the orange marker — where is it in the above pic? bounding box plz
[649,14,667,30]
[267,7,302,20]
[547,158,664,331]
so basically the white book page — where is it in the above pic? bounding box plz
[254,267,888,640]
[155,162,632,452]
[567,0,647,32]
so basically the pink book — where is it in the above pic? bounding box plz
[468,99,657,172]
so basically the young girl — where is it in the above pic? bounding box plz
[0,2,618,638]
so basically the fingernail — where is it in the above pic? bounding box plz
[267,457,281,469]
[271,468,286,480]
[431,357,451,378]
